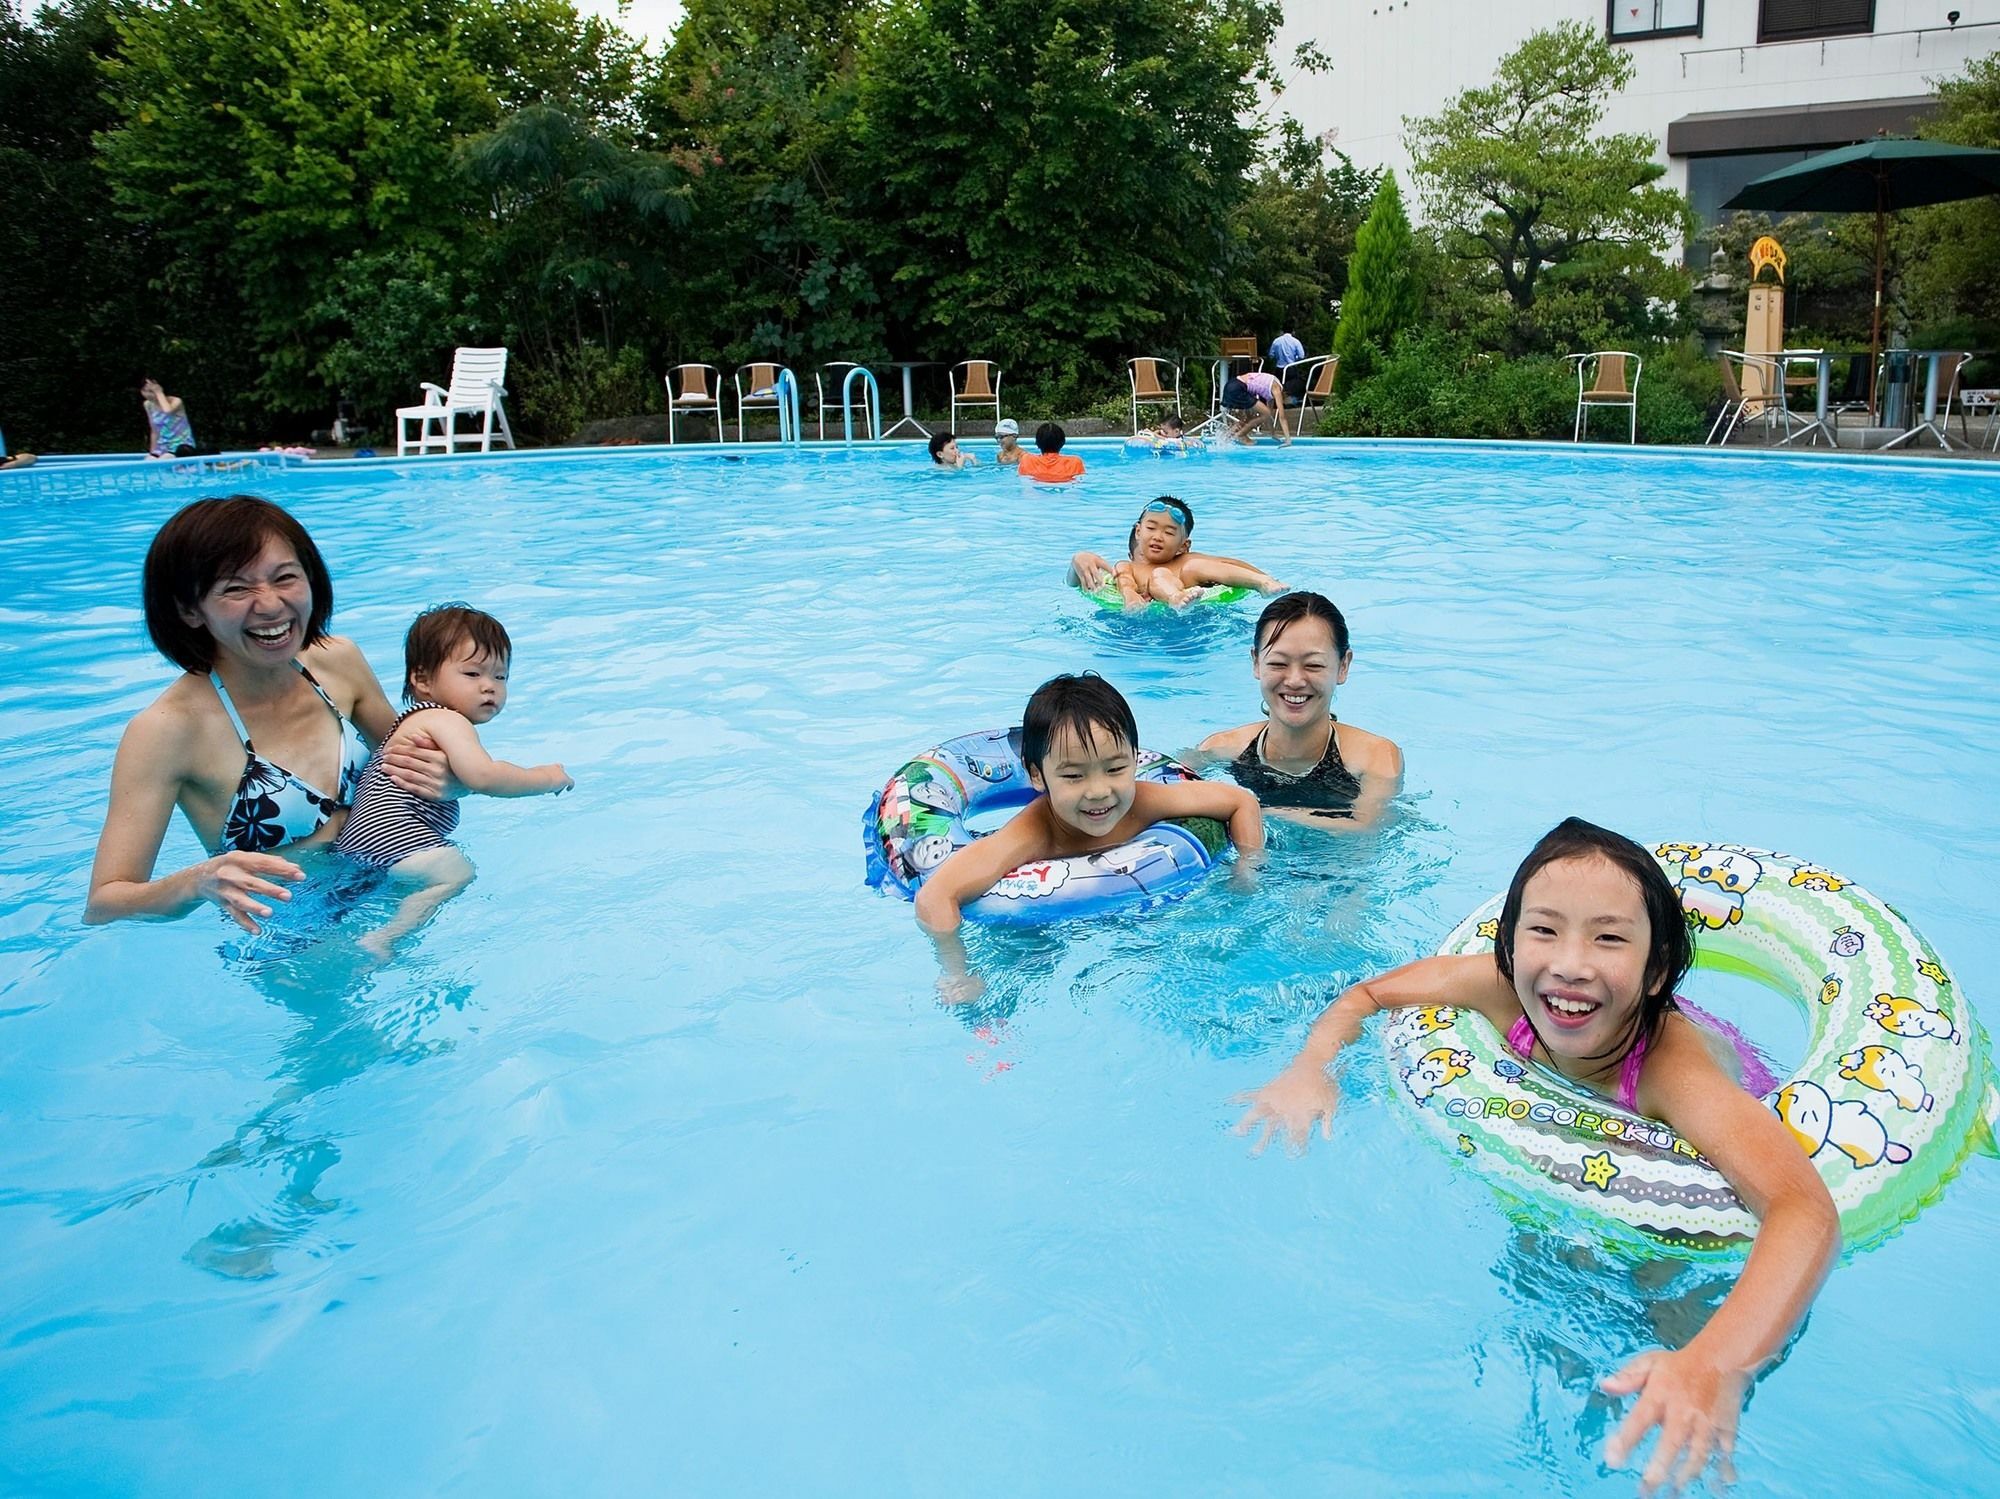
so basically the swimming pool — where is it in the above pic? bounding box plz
[1,440,1995,1494]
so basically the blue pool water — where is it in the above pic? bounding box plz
[1,440,1996,1494]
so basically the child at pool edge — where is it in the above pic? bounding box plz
[1234,817,1838,1490]
[335,604,572,956]
[914,673,1263,1001]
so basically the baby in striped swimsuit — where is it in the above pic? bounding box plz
[336,604,572,955]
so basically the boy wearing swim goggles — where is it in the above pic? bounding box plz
[1108,497,1286,609]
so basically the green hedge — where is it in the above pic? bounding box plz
[1317,332,1720,444]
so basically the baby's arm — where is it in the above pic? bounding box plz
[1234,954,1516,1152]
[1601,1032,1839,1491]
[410,710,571,798]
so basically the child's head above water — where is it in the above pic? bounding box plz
[1020,672,1141,834]
[1126,494,1194,560]
[1159,414,1185,437]
[404,603,514,722]
[1021,672,1137,774]
[1034,422,1066,454]
[1494,817,1694,1070]
[927,432,960,465]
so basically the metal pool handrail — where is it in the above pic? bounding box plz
[841,367,881,443]
[773,369,802,445]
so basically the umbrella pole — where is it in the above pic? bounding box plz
[1868,174,1886,416]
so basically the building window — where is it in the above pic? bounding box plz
[1608,0,1702,42]
[1757,0,1874,44]
[1684,150,1814,266]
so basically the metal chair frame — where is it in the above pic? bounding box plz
[665,363,724,444]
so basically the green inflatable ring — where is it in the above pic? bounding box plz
[1382,841,1998,1254]
[1080,580,1255,613]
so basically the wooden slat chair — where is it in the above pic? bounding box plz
[1293,355,1339,426]
[396,347,515,456]
[665,364,724,443]
[1567,350,1642,444]
[734,362,795,442]
[949,360,1002,433]
[1128,357,1181,433]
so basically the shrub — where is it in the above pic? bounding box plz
[1334,172,1419,385]
[509,344,652,445]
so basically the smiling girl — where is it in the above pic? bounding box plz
[1235,818,1839,1492]
[1197,593,1401,827]
[86,495,449,933]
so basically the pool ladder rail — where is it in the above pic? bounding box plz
[840,366,881,444]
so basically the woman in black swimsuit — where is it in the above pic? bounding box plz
[1196,592,1402,827]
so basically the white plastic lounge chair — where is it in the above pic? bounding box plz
[666,364,725,443]
[949,360,1002,433]
[396,348,515,456]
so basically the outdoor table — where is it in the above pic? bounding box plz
[876,360,939,439]
[1775,349,1841,448]
[1881,350,1971,451]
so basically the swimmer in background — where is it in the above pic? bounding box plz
[1130,413,1201,451]
[335,604,572,956]
[928,432,978,469]
[1067,497,1282,609]
[915,673,1262,999]
[993,417,1024,466]
[1197,593,1401,829]
[1016,422,1086,483]
[1235,817,1839,1492]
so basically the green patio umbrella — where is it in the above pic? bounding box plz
[1723,138,2000,407]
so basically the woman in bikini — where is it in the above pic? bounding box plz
[1196,592,1401,828]
[86,495,451,934]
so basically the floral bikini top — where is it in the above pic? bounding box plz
[210,664,369,853]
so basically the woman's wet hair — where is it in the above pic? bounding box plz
[142,495,333,672]
[1021,672,1138,773]
[1253,591,1349,658]
[1493,817,1694,1066]
[926,432,954,463]
[403,603,512,702]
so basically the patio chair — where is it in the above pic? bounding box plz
[396,347,515,456]
[666,363,724,443]
[1716,352,1802,444]
[734,363,796,442]
[1567,351,1641,444]
[949,360,1002,433]
[1128,357,1181,433]
[1218,335,1261,372]
[1292,356,1339,427]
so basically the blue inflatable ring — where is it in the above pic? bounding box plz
[863,727,1222,923]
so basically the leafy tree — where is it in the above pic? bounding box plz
[1333,171,1418,384]
[459,103,691,364]
[853,0,1282,383]
[1223,127,1379,357]
[97,0,497,421]
[645,0,884,368]
[1405,21,1692,353]
[1904,52,2000,341]
[0,0,150,449]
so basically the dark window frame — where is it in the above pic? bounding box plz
[1606,0,1704,43]
[1757,0,1875,44]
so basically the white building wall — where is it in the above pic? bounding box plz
[1272,1,1999,199]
